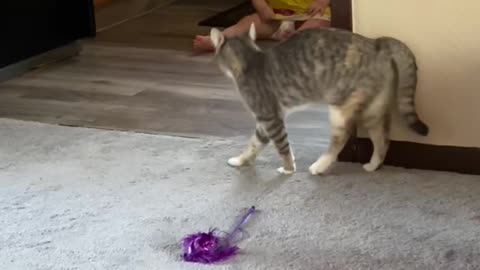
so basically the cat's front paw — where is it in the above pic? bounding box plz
[309,162,326,175]
[227,157,248,167]
[277,166,295,175]
[309,156,334,175]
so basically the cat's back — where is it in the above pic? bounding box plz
[255,28,389,108]
[268,28,377,61]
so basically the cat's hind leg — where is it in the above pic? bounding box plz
[228,125,270,167]
[361,81,394,172]
[363,114,390,172]
[309,105,354,175]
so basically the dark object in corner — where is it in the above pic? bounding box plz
[198,2,254,28]
[0,0,95,82]
[1,0,95,69]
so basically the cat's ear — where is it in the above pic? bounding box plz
[210,28,225,49]
[248,23,257,41]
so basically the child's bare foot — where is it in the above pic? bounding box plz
[193,35,215,53]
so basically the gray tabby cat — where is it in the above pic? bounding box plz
[210,24,429,175]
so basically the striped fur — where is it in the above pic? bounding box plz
[376,37,429,136]
[211,25,429,175]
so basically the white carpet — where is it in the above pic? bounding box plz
[0,119,479,270]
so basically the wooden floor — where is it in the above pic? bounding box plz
[95,0,246,50]
[0,0,330,142]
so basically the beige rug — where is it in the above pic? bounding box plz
[0,119,479,270]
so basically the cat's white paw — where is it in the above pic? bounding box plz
[363,162,380,172]
[277,166,295,175]
[309,155,333,175]
[309,162,327,175]
[227,157,246,167]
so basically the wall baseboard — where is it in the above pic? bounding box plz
[0,42,81,83]
[338,137,480,175]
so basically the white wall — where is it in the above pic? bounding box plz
[353,0,480,147]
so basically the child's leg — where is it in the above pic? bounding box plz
[297,19,331,31]
[193,13,280,52]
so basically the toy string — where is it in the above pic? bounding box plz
[225,206,256,243]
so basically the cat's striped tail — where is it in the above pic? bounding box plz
[376,37,429,136]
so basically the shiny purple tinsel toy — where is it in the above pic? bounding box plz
[181,206,256,264]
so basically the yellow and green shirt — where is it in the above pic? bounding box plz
[268,0,331,21]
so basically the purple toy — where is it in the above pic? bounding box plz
[181,206,256,264]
